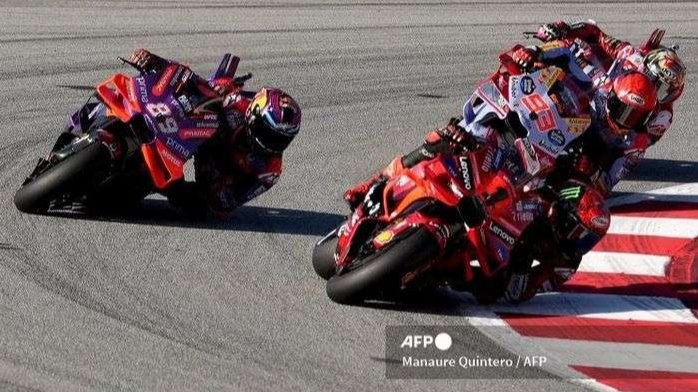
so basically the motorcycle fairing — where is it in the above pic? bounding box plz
[336,155,473,270]
[460,79,511,138]
[474,187,546,276]
[95,63,224,190]
[508,66,590,170]
[336,181,386,268]
[372,210,450,252]
[96,73,141,123]
[382,155,468,219]
[140,139,185,189]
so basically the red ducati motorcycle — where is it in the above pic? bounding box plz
[313,144,554,304]
[313,46,599,304]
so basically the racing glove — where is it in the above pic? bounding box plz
[343,174,385,210]
[162,180,210,219]
[433,118,478,151]
[128,48,166,72]
[536,21,570,42]
[511,47,539,73]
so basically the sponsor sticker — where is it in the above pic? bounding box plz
[488,221,516,246]
[538,67,563,90]
[591,215,610,231]
[178,128,217,140]
[375,230,394,245]
[547,129,566,147]
[152,64,178,97]
[627,93,645,106]
[519,76,535,95]
[136,77,148,103]
[177,95,193,113]
[165,136,191,158]
[563,116,591,135]
[459,156,473,191]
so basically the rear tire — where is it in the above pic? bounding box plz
[14,142,108,213]
[312,229,339,280]
[326,228,439,304]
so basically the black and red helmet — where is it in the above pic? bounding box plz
[554,181,610,255]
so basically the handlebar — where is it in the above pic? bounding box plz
[522,31,540,40]
[118,57,146,74]
[484,188,508,205]
[233,72,253,85]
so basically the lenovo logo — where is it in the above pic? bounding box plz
[488,222,515,245]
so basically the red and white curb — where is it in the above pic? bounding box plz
[467,183,698,392]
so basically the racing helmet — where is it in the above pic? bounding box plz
[553,181,610,255]
[606,71,657,135]
[245,88,301,154]
[642,47,686,104]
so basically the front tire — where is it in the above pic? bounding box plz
[326,228,440,304]
[312,229,339,280]
[14,142,108,213]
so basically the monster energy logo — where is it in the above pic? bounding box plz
[560,186,582,200]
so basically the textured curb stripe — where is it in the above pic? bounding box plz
[498,184,698,391]
[571,366,698,391]
[578,251,670,276]
[498,313,698,347]
[608,216,698,238]
[594,234,690,256]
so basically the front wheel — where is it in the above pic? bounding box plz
[14,142,109,213]
[312,229,339,280]
[326,228,440,304]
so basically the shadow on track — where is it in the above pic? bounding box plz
[626,158,698,183]
[354,289,482,317]
[51,198,345,236]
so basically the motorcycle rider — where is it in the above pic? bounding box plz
[523,21,686,193]
[510,40,660,195]
[496,181,610,304]
[128,49,302,218]
[341,58,614,303]
[347,35,660,203]
[536,20,686,120]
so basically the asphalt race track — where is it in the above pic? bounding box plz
[1,1,696,391]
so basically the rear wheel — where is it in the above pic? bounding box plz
[312,229,339,280]
[14,142,109,213]
[326,228,440,304]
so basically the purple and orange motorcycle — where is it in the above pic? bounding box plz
[14,54,251,214]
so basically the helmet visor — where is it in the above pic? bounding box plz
[559,216,602,255]
[655,77,679,104]
[249,120,294,154]
[572,228,601,255]
[607,92,651,129]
